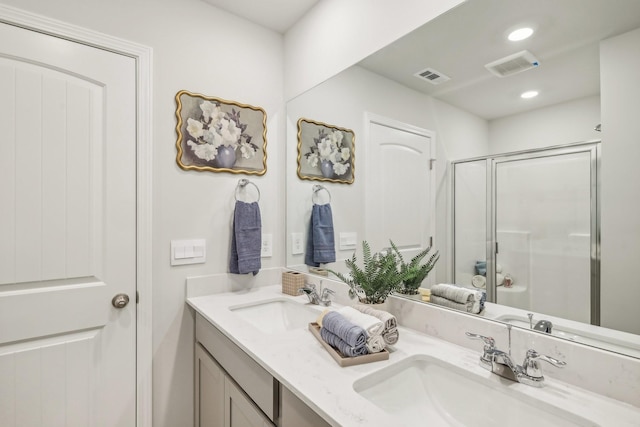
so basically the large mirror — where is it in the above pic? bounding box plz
[285,0,640,358]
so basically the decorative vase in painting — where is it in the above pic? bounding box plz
[215,145,236,168]
[320,160,334,178]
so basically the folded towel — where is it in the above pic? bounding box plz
[321,311,367,348]
[351,305,399,345]
[320,327,368,357]
[430,284,485,314]
[229,201,261,275]
[305,204,336,267]
[337,306,385,337]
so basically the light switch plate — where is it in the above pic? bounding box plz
[261,234,273,257]
[339,232,357,250]
[291,232,304,255]
[171,239,206,266]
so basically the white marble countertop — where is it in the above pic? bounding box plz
[187,285,640,427]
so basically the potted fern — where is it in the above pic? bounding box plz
[328,240,408,304]
[390,240,440,295]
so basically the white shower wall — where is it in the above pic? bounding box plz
[495,153,592,323]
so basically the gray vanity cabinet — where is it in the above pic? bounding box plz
[195,343,274,427]
[195,312,331,427]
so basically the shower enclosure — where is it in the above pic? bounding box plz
[452,141,601,325]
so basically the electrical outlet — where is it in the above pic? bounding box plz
[291,232,303,255]
[261,234,273,257]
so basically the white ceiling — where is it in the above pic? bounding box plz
[201,0,319,33]
[358,0,640,120]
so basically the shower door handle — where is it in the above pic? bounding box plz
[495,242,499,254]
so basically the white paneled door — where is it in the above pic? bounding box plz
[366,116,435,282]
[0,22,137,426]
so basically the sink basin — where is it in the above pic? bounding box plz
[229,298,319,334]
[495,315,640,358]
[353,354,596,427]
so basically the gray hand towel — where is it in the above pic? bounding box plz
[321,311,367,348]
[229,201,261,275]
[305,203,336,267]
[320,327,368,357]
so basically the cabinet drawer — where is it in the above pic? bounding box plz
[196,313,277,421]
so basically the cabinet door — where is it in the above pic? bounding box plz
[279,385,331,427]
[224,376,274,427]
[195,343,225,427]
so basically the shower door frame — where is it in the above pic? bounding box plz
[451,140,601,325]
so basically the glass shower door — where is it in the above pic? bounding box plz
[494,150,595,324]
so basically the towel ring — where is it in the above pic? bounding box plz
[312,184,331,204]
[235,179,260,202]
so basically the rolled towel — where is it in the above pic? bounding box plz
[471,275,486,289]
[429,286,486,314]
[337,306,386,353]
[321,311,367,348]
[337,306,384,337]
[366,335,386,353]
[430,295,470,312]
[431,284,477,304]
[320,327,368,357]
[351,305,399,345]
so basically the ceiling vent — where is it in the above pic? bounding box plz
[414,67,451,85]
[485,50,540,77]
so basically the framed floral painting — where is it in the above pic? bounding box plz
[297,118,355,184]
[175,90,267,175]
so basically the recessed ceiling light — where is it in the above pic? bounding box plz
[508,27,534,41]
[521,90,539,99]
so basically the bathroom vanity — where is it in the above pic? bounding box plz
[187,280,640,427]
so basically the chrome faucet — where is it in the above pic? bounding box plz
[527,313,553,333]
[298,282,335,306]
[466,332,566,387]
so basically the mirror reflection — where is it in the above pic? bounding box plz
[285,0,640,358]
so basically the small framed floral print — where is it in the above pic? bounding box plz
[175,90,267,175]
[297,118,355,184]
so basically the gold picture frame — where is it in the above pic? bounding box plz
[175,90,267,175]
[296,118,355,184]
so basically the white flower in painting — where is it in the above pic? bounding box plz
[340,147,350,161]
[330,130,343,145]
[328,150,340,164]
[199,101,217,121]
[202,129,224,148]
[219,118,242,146]
[333,161,350,176]
[186,118,204,139]
[240,143,256,159]
[187,139,217,160]
[318,138,334,159]
[306,152,319,168]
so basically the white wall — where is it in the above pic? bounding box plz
[488,95,601,154]
[286,65,489,282]
[0,1,285,426]
[283,0,464,100]
[600,27,640,335]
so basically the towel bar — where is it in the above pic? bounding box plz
[235,178,260,202]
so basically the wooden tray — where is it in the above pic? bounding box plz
[308,323,389,367]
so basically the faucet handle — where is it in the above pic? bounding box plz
[319,287,335,306]
[465,332,496,349]
[466,332,496,366]
[522,349,566,379]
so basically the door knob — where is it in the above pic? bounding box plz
[112,293,130,308]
